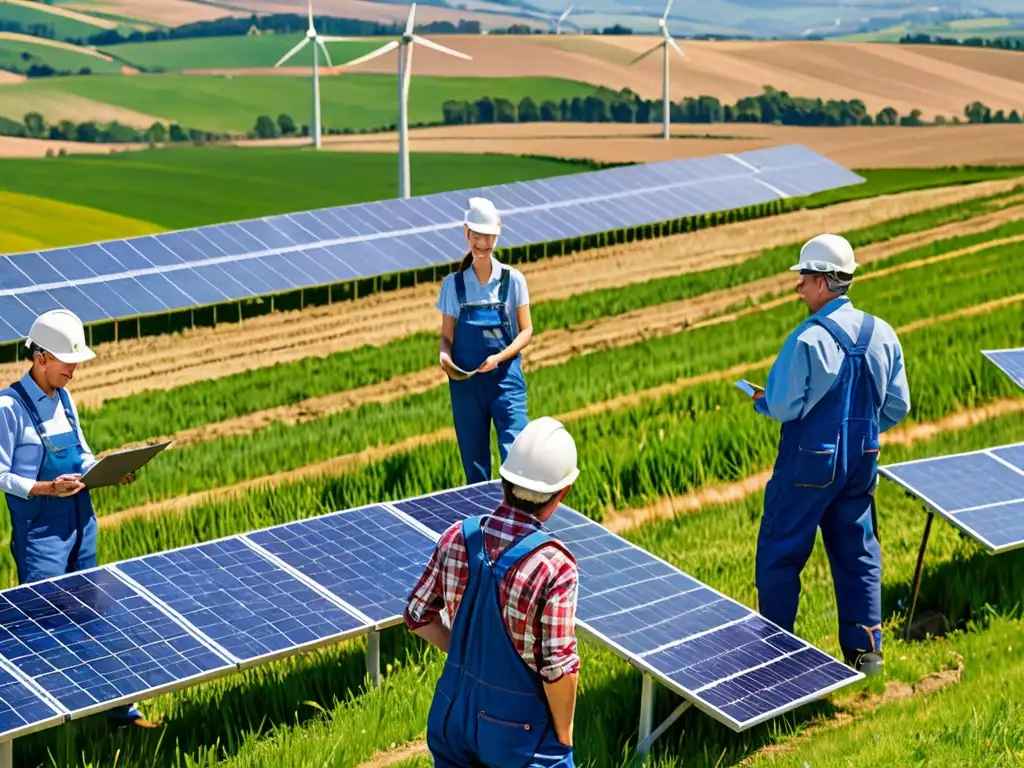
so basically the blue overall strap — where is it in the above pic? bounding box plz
[497,266,510,304]
[461,515,486,570]
[850,314,875,355]
[8,381,43,434]
[492,528,553,581]
[810,313,855,357]
[454,268,468,308]
[57,388,79,434]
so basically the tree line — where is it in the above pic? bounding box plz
[441,87,1023,127]
[899,33,1023,52]
[0,111,228,144]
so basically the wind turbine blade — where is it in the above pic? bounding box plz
[317,38,333,68]
[411,34,472,60]
[405,2,416,36]
[662,0,674,21]
[338,40,400,68]
[307,0,315,32]
[317,35,367,42]
[628,42,662,65]
[558,6,571,22]
[667,34,686,59]
[275,37,310,67]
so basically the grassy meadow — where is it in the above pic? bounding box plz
[0,73,604,133]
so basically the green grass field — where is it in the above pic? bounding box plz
[0,0,113,39]
[0,34,125,73]
[0,72,603,132]
[102,34,385,71]
[0,146,597,240]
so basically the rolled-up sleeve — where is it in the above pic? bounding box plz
[436,274,460,319]
[0,401,33,499]
[537,556,580,682]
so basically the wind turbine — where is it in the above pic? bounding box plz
[274,0,357,149]
[555,5,574,34]
[628,0,686,140]
[338,3,471,199]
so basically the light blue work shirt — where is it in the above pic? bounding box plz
[436,256,530,338]
[0,372,95,499]
[754,296,911,432]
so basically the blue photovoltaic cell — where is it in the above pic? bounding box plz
[0,661,62,739]
[116,538,369,664]
[880,441,1024,552]
[0,145,863,343]
[984,349,1024,390]
[393,482,861,730]
[0,567,231,714]
[245,506,436,624]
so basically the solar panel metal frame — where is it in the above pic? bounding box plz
[982,348,1024,391]
[384,480,864,734]
[879,441,1024,554]
[0,656,65,742]
[0,145,865,346]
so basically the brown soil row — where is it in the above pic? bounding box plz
[112,214,1024,454]
[95,295,1022,533]
[5,178,1018,410]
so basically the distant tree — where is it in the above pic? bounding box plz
[277,113,297,135]
[992,109,1007,123]
[517,96,539,122]
[145,122,167,143]
[875,106,899,126]
[76,122,101,142]
[474,97,495,123]
[494,97,516,123]
[899,109,923,126]
[168,123,188,142]
[1010,110,1022,124]
[0,117,26,138]
[23,112,45,138]
[442,99,473,125]
[934,114,947,125]
[254,114,278,138]
[964,101,991,124]
[539,100,558,121]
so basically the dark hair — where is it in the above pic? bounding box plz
[459,251,472,271]
[501,478,553,518]
[28,342,46,360]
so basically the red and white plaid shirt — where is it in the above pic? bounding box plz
[403,503,580,682]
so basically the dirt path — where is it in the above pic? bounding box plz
[6,178,1018,410]
[112,216,1024,453]
[94,294,1023,533]
[357,740,428,768]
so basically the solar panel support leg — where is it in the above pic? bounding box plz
[637,673,655,748]
[905,512,934,643]
[636,700,691,760]
[0,738,10,768]
[367,630,381,687]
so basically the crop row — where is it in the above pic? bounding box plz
[16,408,1024,768]
[78,184,1024,451]
[69,239,1024,517]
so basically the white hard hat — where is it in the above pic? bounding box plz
[499,416,579,495]
[790,234,858,274]
[25,309,95,364]
[464,197,501,236]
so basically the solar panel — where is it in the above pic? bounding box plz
[0,659,63,740]
[115,537,371,668]
[880,441,1024,553]
[0,145,864,345]
[983,348,1024,390]
[0,567,233,718]
[244,504,438,627]
[389,481,863,731]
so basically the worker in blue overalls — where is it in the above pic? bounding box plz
[0,309,159,728]
[438,197,534,484]
[750,234,911,677]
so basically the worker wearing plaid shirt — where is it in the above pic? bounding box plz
[404,417,581,768]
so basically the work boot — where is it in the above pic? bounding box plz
[107,704,162,729]
[843,647,884,677]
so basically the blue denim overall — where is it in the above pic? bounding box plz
[755,311,884,657]
[5,381,97,585]
[449,266,528,484]
[426,516,575,768]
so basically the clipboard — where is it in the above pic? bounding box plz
[440,352,477,380]
[81,440,172,489]
[734,379,765,398]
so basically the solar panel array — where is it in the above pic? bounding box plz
[0,481,862,743]
[880,442,1024,553]
[983,348,1024,390]
[0,144,863,345]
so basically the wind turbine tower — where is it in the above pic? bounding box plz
[274,0,358,149]
[338,3,471,198]
[629,0,686,140]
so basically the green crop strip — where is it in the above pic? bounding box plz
[79,187,1024,451]
[13,411,1024,768]
[72,240,1023,516]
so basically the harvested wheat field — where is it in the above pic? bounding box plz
[323,122,1024,168]
[241,0,534,29]
[0,135,146,157]
[61,0,248,25]
[0,69,23,84]
[332,35,1024,117]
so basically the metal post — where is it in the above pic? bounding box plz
[905,512,934,642]
[662,42,670,140]
[367,630,381,687]
[0,738,11,768]
[637,673,654,748]
[637,701,691,758]
[313,41,321,150]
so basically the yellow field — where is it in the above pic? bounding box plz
[0,190,160,253]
